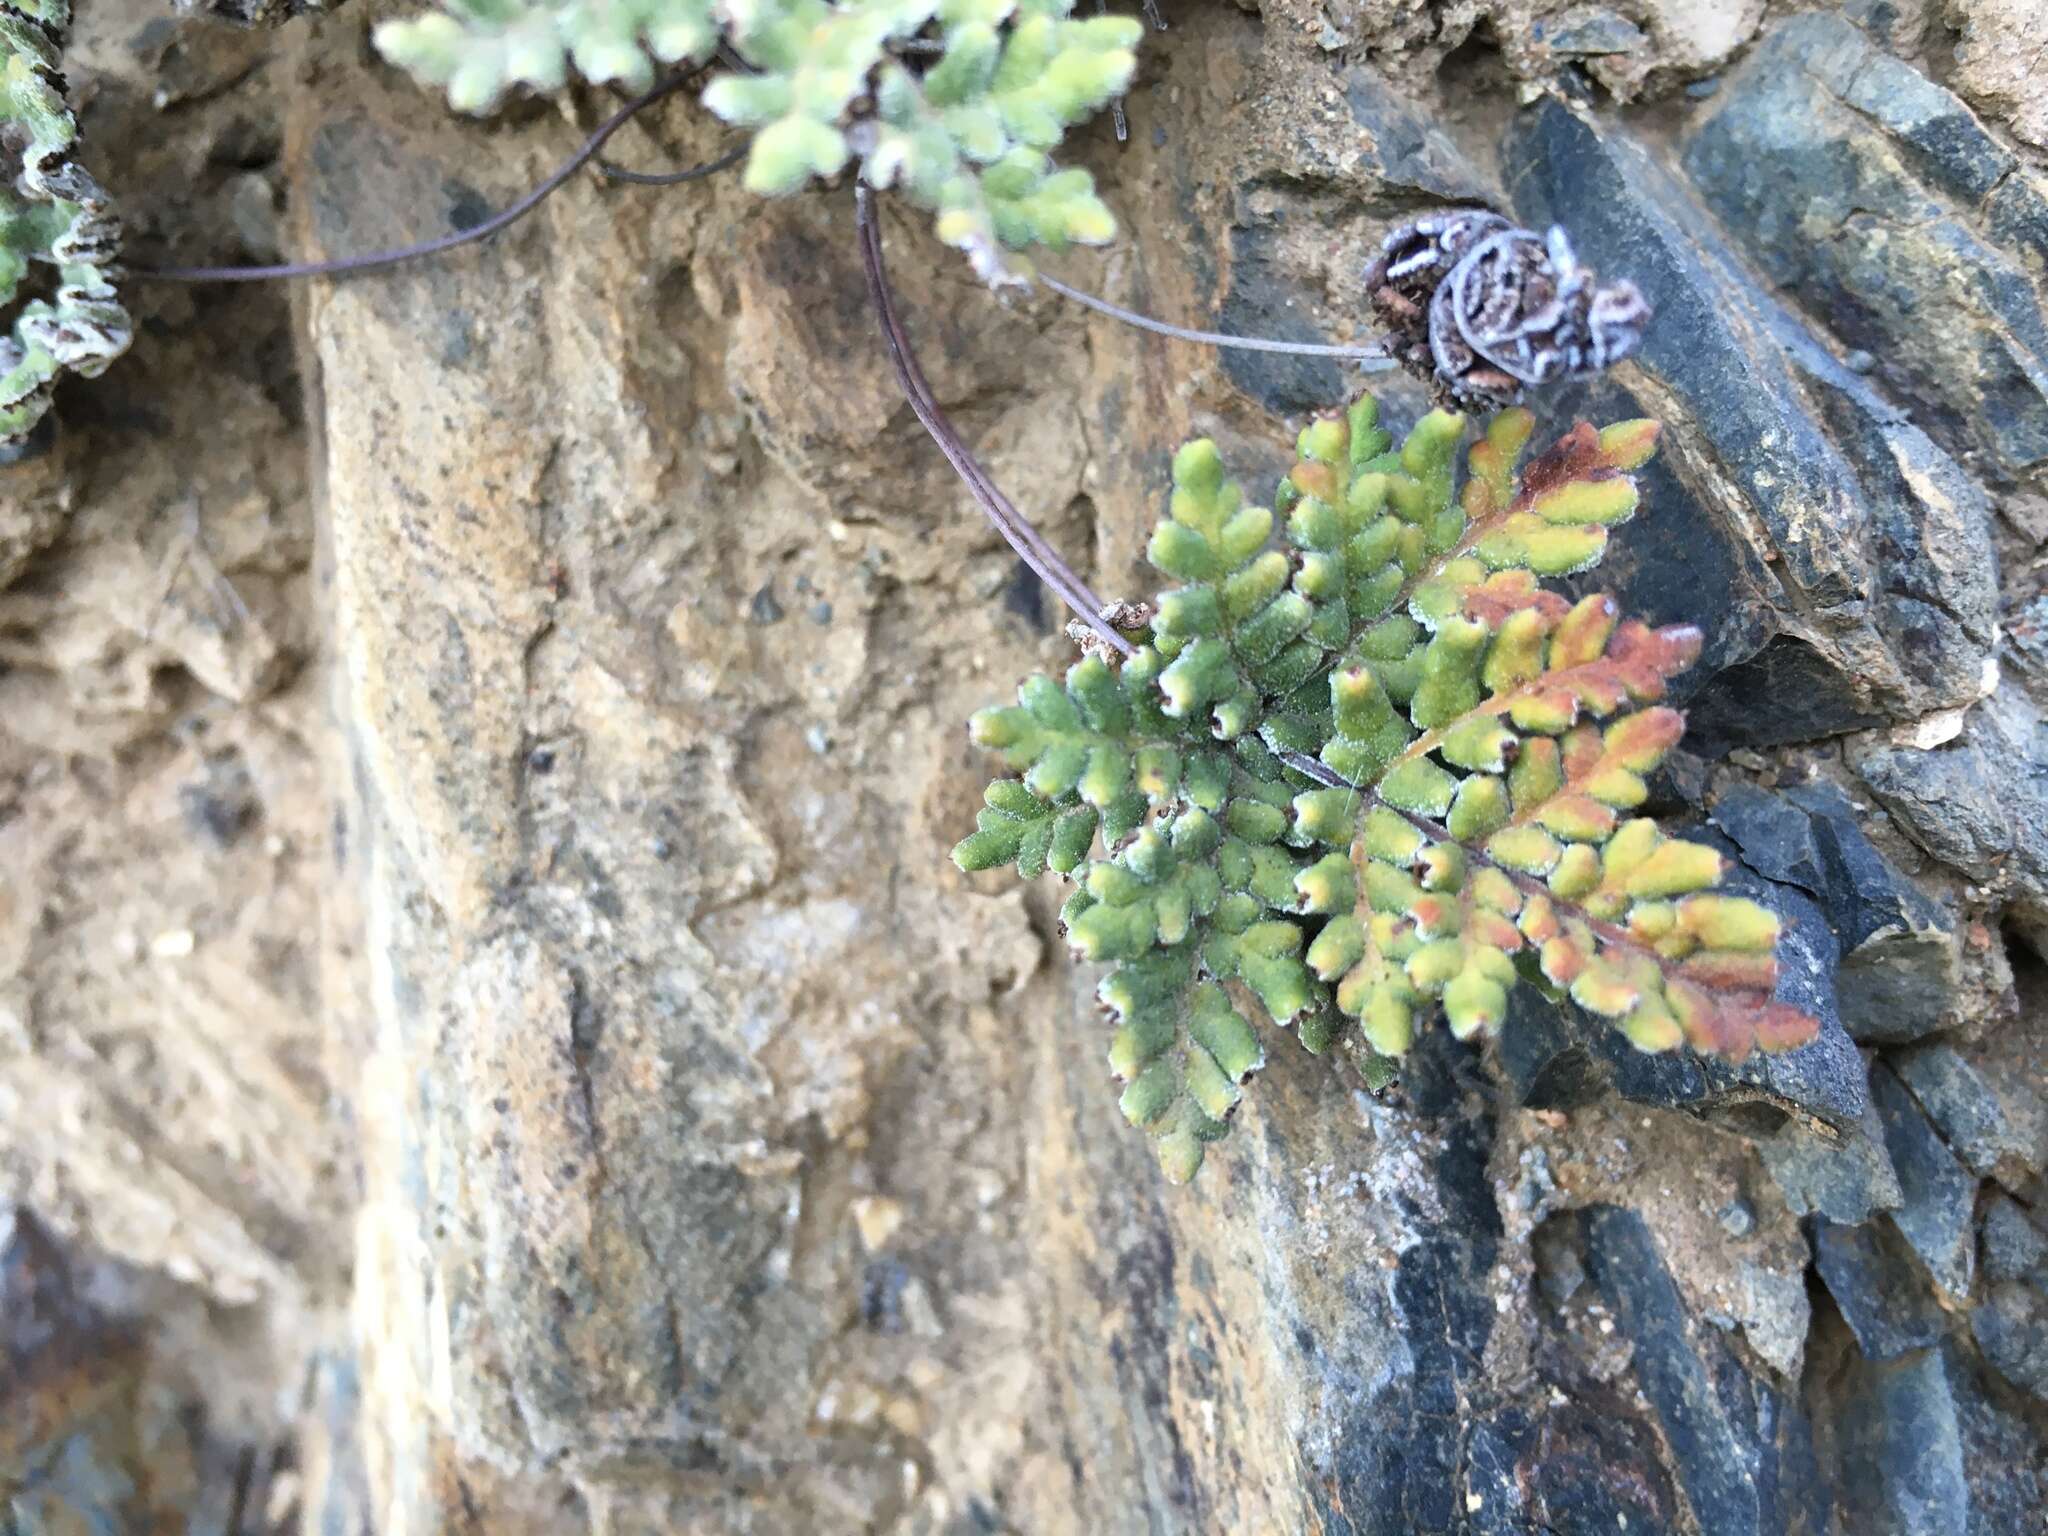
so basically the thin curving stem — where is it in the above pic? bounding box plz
[854,186,1065,587]
[855,184,1133,656]
[1036,272,1396,363]
[597,141,748,185]
[137,71,703,283]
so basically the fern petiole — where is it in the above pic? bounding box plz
[594,142,747,186]
[856,184,1135,656]
[135,71,705,284]
[1036,272,1397,363]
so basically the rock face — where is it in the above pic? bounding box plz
[4,0,2047,1531]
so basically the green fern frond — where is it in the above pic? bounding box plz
[958,395,1820,1182]
[1,0,131,451]
[375,0,1140,281]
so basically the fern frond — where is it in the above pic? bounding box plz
[956,442,1348,1178]
[1094,947,1262,1184]
[1,0,130,451]
[375,0,1139,281]
[1296,583,1811,1060]
[960,394,1820,1181]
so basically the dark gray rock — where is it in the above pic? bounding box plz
[2008,596,2048,708]
[1735,1262,1814,1383]
[1221,219,1349,417]
[1972,1282,2048,1405]
[1860,683,2048,959]
[0,1207,158,1531]
[1682,13,2048,491]
[1308,1030,1515,1535]
[1823,1346,1970,1536]
[1505,98,1997,749]
[1757,1095,1904,1226]
[1980,1194,2048,1284]
[1461,1402,1678,1535]
[1940,1337,2048,1536]
[1715,779,1962,1046]
[1711,784,1829,896]
[1858,685,2048,895]
[1681,638,1886,756]
[1333,70,1493,206]
[1813,1217,1949,1360]
[1532,1214,1587,1307]
[1586,1206,1761,1536]
[1507,105,1850,613]
[1890,1041,2048,1189]
[1700,1326,1832,1536]
[1537,9,1645,55]
[1869,1063,1978,1297]
[1987,173,2048,288]
[1495,981,1612,1112]
[1781,782,1960,1044]
[1808,402,2001,700]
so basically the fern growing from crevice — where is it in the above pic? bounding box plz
[375,0,1143,282]
[956,396,1820,1182]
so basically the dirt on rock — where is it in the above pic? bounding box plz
[5,0,2048,1531]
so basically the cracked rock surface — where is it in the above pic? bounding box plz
[4,0,2047,1531]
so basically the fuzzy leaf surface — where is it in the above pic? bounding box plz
[963,396,1820,1180]
[375,0,1137,281]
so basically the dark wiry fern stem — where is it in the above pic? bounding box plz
[595,143,746,185]
[1036,272,1394,362]
[136,72,709,283]
[855,183,1134,656]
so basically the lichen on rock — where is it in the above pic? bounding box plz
[0,0,129,453]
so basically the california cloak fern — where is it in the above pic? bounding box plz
[956,397,1820,1182]
[376,0,1143,282]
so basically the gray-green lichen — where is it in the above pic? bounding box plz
[1,0,129,453]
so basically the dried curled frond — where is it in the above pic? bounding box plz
[375,0,1140,282]
[959,395,1819,1182]
[1,0,131,452]
[1366,210,1650,409]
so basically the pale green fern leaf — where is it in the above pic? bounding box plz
[376,0,1140,281]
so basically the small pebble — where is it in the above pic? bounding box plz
[851,1195,905,1253]
[749,584,784,624]
[1718,1199,1756,1237]
[1844,349,1877,374]
[1685,76,1721,98]
[150,928,196,959]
